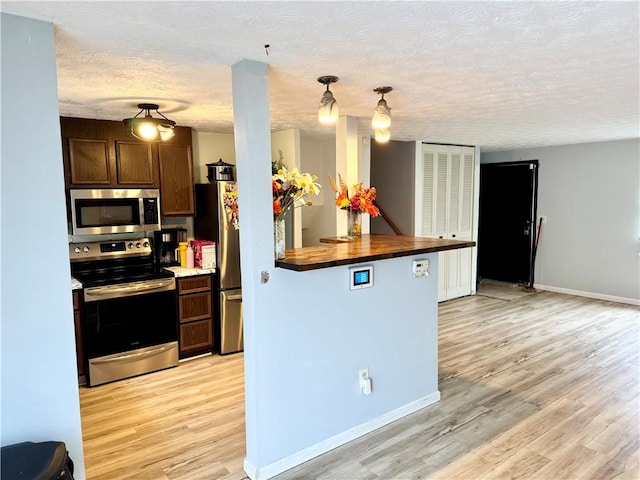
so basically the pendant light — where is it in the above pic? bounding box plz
[372,86,393,129]
[317,76,339,124]
[123,103,176,142]
[372,86,392,142]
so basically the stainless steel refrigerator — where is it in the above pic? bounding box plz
[194,181,243,354]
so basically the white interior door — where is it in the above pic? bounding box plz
[418,144,475,302]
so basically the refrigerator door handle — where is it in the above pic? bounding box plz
[226,293,242,301]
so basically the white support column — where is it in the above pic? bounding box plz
[335,115,359,236]
[359,135,372,234]
[231,59,273,475]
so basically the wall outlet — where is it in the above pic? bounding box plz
[540,215,548,224]
[359,368,372,395]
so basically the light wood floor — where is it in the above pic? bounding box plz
[80,291,639,479]
[79,352,247,480]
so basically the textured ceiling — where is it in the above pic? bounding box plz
[2,1,639,151]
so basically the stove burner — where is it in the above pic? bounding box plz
[72,267,174,288]
[70,237,175,287]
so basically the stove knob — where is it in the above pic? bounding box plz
[128,242,134,249]
[82,246,90,253]
[143,241,149,248]
[74,247,81,254]
[135,242,141,248]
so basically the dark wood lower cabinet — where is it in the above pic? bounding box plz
[177,275,214,359]
[179,319,213,352]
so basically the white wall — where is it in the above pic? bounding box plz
[271,129,300,172]
[272,129,302,247]
[371,140,417,236]
[300,136,336,245]
[1,13,85,477]
[191,130,236,183]
[482,139,640,303]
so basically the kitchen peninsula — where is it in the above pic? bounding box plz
[275,234,474,271]
[253,234,475,477]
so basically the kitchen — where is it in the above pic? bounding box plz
[56,112,249,478]
[63,114,246,387]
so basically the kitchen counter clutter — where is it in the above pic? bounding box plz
[275,234,475,272]
[164,266,216,277]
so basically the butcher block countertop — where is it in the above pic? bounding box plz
[275,234,475,272]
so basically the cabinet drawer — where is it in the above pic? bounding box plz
[180,319,212,352]
[178,291,212,323]
[177,275,212,294]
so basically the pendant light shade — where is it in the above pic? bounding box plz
[371,86,392,129]
[372,87,392,142]
[123,103,176,142]
[374,128,391,143]
[317,76,339,124]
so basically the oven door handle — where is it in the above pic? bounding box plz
[90,344,175,365]
[84,279,175,301]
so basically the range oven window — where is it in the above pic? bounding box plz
[83,288,177,359]
[76,198,140,228]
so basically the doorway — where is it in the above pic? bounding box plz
[478,160,539,285]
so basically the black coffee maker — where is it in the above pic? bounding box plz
[153,228,187,267]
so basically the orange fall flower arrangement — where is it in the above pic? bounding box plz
[328,174,380,217]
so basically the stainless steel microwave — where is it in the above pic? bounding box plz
[69,189,161,235]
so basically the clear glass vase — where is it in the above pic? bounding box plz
[347,210,362,238]
[274,217,286,259]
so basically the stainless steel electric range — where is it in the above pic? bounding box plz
[70,238,178,387]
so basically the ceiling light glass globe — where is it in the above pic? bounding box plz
[371,99,391,129]
[138,123,158,140]
[374,128,390,143]
[318,91,339,124]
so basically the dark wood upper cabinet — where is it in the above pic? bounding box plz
[60,116,195,216]
[68,138,111,185]
[115,141,156,185]
[158,143,195,216]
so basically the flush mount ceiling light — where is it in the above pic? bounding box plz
[123,103,176,142]
[372,86,392,130]
[317,75,339,124]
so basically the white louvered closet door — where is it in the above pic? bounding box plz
[420,144,475,301]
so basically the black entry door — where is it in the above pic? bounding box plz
[478,161,538,284]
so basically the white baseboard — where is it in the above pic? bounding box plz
[534,284,640,306]
[243,391,441,480]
